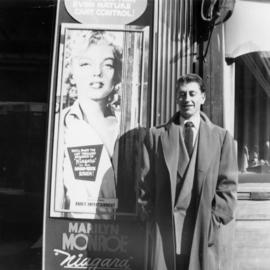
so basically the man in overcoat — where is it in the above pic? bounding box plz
[140,73,238,270]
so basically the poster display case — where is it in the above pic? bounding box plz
[43,2,151,268]
[49,23,149,220]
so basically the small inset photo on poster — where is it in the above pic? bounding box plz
[49,23,149,219]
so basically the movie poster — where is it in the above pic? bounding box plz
[49,23,149,220]
[45,220,147,270]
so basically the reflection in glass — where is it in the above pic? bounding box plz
[235,52,270,177]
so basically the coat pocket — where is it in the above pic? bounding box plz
[208,214,221,247]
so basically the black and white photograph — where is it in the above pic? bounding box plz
[1,0,270,270]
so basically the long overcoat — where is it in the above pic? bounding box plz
[141,112,238,270]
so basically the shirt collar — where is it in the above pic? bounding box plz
[64,100,84,125]
[69,100,81,114]
[180,113,200,130]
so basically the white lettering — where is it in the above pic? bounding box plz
[68,222,119,235]
[62,233,128,252]
[69,222,78,233]
[73,1,95,8]
[54,249,131,269]
[97,2,130,9]
[96,9,134,17]
[62,233,88,250]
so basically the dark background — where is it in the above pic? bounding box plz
[0,1,56,269]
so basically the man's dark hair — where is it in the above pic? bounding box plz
[176,73,206,93]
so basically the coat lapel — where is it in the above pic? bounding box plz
[160,112,216,209]
[178,125,190,177]
[160,122,180,207]
[196,118,215,196]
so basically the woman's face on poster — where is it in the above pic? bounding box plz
[72,43,116,102]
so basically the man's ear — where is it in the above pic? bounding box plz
[201,92,206,104]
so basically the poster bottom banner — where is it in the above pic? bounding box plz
[45,219,147,270]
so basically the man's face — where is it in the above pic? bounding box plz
[72,43,116,102]
[177,82,205,119]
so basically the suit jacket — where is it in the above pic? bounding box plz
[141,111,238,270]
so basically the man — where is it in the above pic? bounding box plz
[140,73,238,270]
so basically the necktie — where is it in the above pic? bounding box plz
[184,121,194,157]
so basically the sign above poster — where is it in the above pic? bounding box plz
[64,0,148,25]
